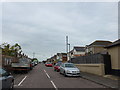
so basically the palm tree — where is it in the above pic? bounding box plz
[1,43,22,57]
[1,43,11,55]
[10,43,22,57]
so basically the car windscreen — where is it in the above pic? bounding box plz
[46,62,51,64]
[65,64,75,68]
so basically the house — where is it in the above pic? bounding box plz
[51,55,57,64]
[85,40,112,55]
[1,55,18,71]
[56,53,67,62]
[105,39,120,76]
[70,46,85,58]
[56,53,61,61]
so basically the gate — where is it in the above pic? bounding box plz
[103,54,112,74]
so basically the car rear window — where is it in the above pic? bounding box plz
[46,62,51,64]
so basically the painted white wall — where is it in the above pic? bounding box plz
[73,49,85,55]
[70,49,85,58]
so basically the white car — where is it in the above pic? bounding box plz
[59,63,80,77]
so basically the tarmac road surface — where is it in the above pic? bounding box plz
[14,63,106,89]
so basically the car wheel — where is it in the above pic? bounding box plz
[54,69,56,71]
[64,71,67,77]
[60,70,62,74]
[10,80,14,89]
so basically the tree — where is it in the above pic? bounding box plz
[1,43,22,57]
[32,58,38,62]
[1,43,11,56]
[10,43,22,57]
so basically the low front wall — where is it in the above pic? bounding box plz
[75,64,105,76]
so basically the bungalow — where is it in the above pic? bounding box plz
[85,40,112,55]
[70,46,85,58]
[56,53,67,62]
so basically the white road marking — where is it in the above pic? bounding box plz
[18,76,27,86]
[44,69,57,90]
[44,70,50,79]
[46,72,50,79]
[51,80,58,90]
[44,70,46,73]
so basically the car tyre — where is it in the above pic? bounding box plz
[60,70,62,74]
[10,80,14,89]
[64,71,67,77]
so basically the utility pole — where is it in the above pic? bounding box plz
[66,36,68,54]
[66,36,71,62]
[68,43,71,62]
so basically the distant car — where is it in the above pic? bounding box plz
[31,62,35,67]
[54,63,61,72]
[45,62,53,67]
[34,61,38,66]
[59,63,80,77]
[0,68,14,89]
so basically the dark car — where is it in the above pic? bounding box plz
[54,63,61,72]
[0,68,14,89]
[45,62,53,67]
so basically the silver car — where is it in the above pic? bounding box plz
[59,63,80,77]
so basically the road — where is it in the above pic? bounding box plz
[14,63,106,89]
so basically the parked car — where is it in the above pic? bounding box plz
[31,61,35,67]
[34,61,38,66]
[0,68,14,89]
[45,62,53,67]
[11,58,32,73]
[59,63,80,77]
[54,63,61,72]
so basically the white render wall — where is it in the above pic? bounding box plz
[73,49,85,55]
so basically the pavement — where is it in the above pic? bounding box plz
[81,71,120,89]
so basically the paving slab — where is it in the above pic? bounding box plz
[81,72,120,89]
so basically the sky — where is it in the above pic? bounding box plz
[1,2,118,61]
